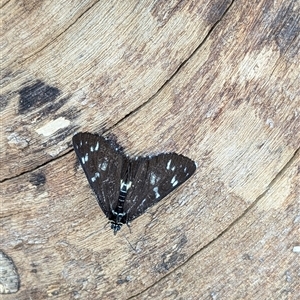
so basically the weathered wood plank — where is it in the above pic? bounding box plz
[135,151,300,299]
[1,0,299,299]
[1,0,227,180]
[1,0,98,69]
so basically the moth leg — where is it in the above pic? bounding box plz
[126,221,132,234]
[104,221,111,230]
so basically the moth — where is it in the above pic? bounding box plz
[73,132,196,234]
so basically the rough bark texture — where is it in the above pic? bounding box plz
[1,0,299,299]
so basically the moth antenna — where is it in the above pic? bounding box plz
[124,235,137,253]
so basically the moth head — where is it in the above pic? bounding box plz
[111,222,122,235]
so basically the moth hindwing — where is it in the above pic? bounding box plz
[72,132,196,234]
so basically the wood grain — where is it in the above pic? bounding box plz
[1,0,299,299]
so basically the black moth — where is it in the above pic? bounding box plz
[73,132,196,234]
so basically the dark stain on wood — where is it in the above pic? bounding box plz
[29,172,46,186]
[38,96,69,118]
[19,80,60,114]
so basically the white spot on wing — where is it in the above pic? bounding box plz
[150,172,157,185]
[84,153,88,162]
[153,187,160,199]
[90,146,94,152]
[95,141,99,151]
[166,159,172,170]
[100,161,108,171]
[171,166,175,171]
[171,176,176,184]
[81,156,85,164]
[91,172,100,182]
[184,167,187,172]
[171,175,178,187]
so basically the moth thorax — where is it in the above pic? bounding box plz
[120,179,132,191]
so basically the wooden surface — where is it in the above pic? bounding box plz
[1,0,299,299]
